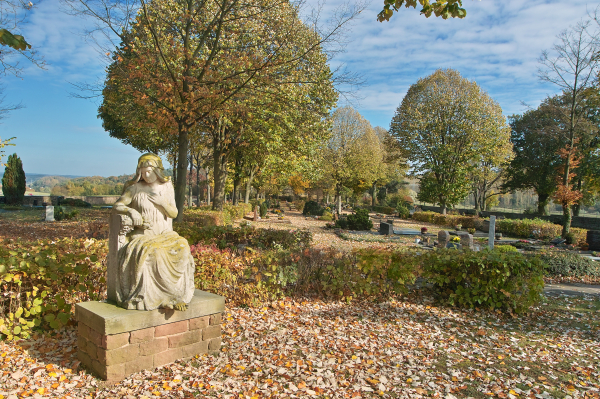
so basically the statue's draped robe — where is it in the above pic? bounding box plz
[116,181,195,310]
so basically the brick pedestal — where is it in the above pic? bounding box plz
[75,290,224,381]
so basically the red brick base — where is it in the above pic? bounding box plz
[77,313,222,381]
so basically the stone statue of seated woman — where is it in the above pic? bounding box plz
[107,153,195,311]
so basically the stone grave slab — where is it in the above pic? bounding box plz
[393,228,421,235]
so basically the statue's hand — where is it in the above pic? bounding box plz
[147,194,166,208]
[129,209,143,226]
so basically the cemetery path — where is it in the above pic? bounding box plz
[545,282,600,297]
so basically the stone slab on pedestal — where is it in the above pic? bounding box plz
[76,290,224,382]
[379,222,394,235]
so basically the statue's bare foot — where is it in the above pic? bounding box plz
[174,302,188,311]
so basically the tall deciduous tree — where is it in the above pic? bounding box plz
[2,153,25,204]
[502,99,567,215]
[389,68,510,214]
[95,0,348,217]
[320,106,383,214]
[538,19,600,235]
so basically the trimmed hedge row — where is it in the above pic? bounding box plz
[412,211,587,245]
[372,205,396,215]
[179,203,252,227]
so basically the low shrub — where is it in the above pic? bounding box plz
[293,200,305,213]
[54,206,79,221]
[179,203,252,228]
[0,238,107,340]
[302,200,324,216]
[396,203,410,219]
[335,217,349,229]
[494,244,519,253]
[495,218,586,245]
[537,251,600,278]
[418,249,545,313]
[259,201,268,218]
[175,224,312,250]
[59,198,92,208]
[346,209,373,231]
[320,211,333,221]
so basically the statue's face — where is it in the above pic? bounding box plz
[140,166,158,184]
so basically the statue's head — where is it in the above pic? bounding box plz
[123,153,170,193]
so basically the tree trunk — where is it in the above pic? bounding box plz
[206,170,211,205]
[174,123,189,222]
[188,156,193,208]
[212,120,229,211]
[172,151,178,188]
[195,158,201,204]
[371,182,376,207]
[537,193,549,215]
[244,167,255,204]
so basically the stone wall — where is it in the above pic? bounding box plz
[76,290,225,382]
[77,312,222,381]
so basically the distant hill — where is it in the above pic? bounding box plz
[26,173,83,184]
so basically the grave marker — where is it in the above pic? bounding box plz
[45,205,55,222]
[488,215,496,250]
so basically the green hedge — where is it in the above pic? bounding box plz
[417,249,545,313]
[412,211,587,245]
[179,203,252,228]
[537,250,600,278]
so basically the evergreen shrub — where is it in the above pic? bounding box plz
[345,209,373,230]
[302,200,324,216]
[1,153,26,205]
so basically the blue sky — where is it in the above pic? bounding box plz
[0,0,597,177]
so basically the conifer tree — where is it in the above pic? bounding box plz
[2,153,26,205]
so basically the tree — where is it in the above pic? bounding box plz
[389,69,511,214]
[539,19,600,235]
[502,99,567,215]
[378,0,467,22]
[2,153,26,204]
[95,0,348,217]
[320,106,383,214]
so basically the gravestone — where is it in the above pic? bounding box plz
[45,205,55,222]
[488,216,496,250]
[379,222,394,235]
[253,205,260,221]
[460,233,474,250]
[438,230,449,249]
[587,230,600,251]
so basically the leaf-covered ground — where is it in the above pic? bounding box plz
[1,295,599,398]
[2,207,600,398]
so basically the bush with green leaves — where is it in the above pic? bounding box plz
[537,251,600,278]
[320,211,333,221]
[54,206,79,221]
[494,245,519,253]
[417,249,545,313]
[396,203,410,219]
[345,208,373,230]
[259,201,268,218]
[175,224,312,250]
[302,200,324,216]
[0,238,107,340]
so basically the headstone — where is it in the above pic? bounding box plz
[379,222,394,235]
[44,205,55,222]
[253,205,259,221]
[587,230,600,251]
[386,219,394,225]
[488,216,496,250]
[438,230,449,249]
[460,233,474,250]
